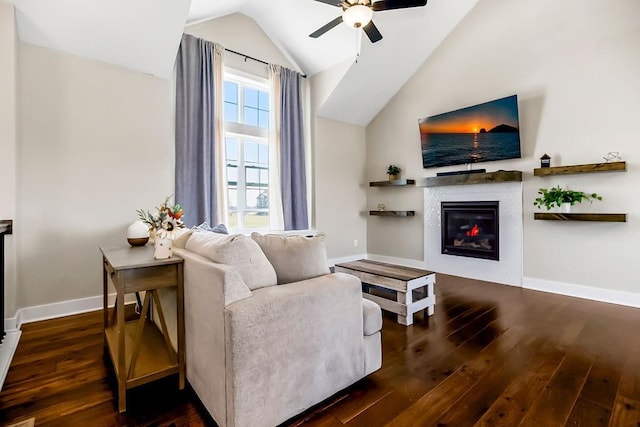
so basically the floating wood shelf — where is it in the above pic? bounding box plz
[534,161,626,176]
[369,179,416,187]
[369,210,415,217]
[534,213,627,222]
[418,170,522,187]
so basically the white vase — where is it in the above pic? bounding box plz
[154,236,172,259]
[561,203,571,213]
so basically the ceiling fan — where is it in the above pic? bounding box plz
[309,0,428,43]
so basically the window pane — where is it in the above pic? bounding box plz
[258,91,269,110]
[258,144,268,164]
[260,169,269,184]
[244,107,258,127]
[246,167,259,185]
[227,166,238,184]
[224,81,238,103]
[228,188,238,209]
[228,211,238,229]
[243,212,269,229]
[258,111,269,129]
[224,102,238,123]
[244,87,258,108]
[226,138,238,161]
[245,141,258,164]
[245,188,260,208]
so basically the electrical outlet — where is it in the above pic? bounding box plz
[353,239,358,247]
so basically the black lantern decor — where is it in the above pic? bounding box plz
[540,154,551,168]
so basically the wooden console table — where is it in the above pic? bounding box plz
[100,246,185,413]
[335,259,436,326]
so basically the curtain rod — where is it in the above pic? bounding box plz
[224,48,307,78]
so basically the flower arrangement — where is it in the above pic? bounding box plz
[533,186,602,210]
[137,197,185,240]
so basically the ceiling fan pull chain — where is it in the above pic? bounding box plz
[355,29,362,62]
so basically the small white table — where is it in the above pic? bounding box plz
[335,259,436,326]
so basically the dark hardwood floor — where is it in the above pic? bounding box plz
[2,274,640,426]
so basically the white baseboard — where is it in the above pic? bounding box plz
[523,277,640,308]
[5,293,137,331]
[366,253,426,269]
[0,330,21,390]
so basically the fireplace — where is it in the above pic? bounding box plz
[441,201,499,261]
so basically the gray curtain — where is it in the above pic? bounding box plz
[279,68,309,230]
[175,34,219,227]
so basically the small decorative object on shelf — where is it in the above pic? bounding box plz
[540,153,551,168]
[386,164,401,181]
[533,186,602,212]
[126,220,150,247]
[603,151,622,162]
[137,197,185,259]
[377,203,385,211]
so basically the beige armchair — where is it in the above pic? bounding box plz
[159,231,382,427]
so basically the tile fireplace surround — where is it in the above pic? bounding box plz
[424,182,523,286]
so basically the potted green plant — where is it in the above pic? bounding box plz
[533,186,602,212]
[387,164,401,181]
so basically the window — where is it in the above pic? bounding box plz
[223,72,270,231]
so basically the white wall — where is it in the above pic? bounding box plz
[366,0,640,294]
[308,58,369,261]
[313,117,367,260]
[185,13,295,78]
[17,43,174,308]
[0,2,17,318]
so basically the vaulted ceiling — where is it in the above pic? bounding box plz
[8,0,479,125]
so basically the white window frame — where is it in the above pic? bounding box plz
[223,68,270,232]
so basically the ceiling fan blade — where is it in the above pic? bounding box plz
[372,0,428,11]
[363,20,383,43]
[309,16,344,38]
[312,0,344,6]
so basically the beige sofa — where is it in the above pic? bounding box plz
[160,230,382,427]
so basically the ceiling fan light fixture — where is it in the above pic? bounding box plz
[342,5,373,28]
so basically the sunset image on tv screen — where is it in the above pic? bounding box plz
[419,95,521,168]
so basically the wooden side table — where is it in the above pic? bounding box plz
[100,246,185,413]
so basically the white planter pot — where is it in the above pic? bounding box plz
[561,203,572,213]
[154,237,173,259]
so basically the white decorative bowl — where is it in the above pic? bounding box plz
[127,220,150,247]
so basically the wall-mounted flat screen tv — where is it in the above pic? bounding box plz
[419,95,521,169]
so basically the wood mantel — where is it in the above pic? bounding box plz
[417,170,523,187]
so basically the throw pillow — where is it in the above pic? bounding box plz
[186,231,277,290]
[173,228,194,249]
[250,233,330,285]
[194,222,228,234]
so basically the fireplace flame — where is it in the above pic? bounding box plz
[466,224,480,237]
